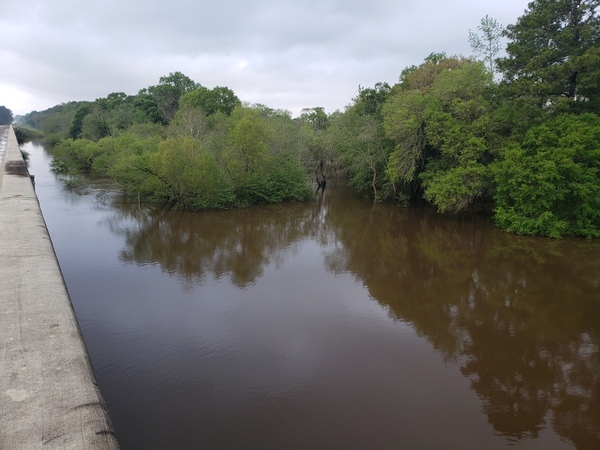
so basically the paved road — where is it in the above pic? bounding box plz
[0,125,119,449]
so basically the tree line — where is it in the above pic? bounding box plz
[19,0,600,237]
[0,105,13,125]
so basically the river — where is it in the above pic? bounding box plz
[25,140,600,450]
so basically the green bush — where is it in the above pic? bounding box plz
[51,138,103,173]
[50,111,313,211]
[234,157,313,206]
[150,138,236,210]
[493,114,600,237]
[421,162,489,213]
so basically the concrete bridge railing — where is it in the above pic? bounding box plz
[0,125,119,449]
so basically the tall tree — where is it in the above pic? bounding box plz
[383,54,469,187]
[298,107,336,178]
[148,72,199,123]
[332,110,391,200]
[68,102,92,138]
[469,15,504,77]
[384,55,496,212]
[300,107,330,132]
[224,106,271,179]
[497,0,600,112]
[353,82,392,118]
[329,83,394,200]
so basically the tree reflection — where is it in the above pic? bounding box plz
[104,186,600,447]
[322,194,600,449]
[103,191,338,290]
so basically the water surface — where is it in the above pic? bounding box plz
[26,141,600,449]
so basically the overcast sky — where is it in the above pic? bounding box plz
[0,0,528,117]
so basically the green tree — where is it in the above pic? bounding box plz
[203,111,230,159]
[298,107,336,177]
[51,138,103,173]
[133,88,163,123]
[68,102,93,138]
[384,55,495,211]
[149,138,236,210]
[300,107,330,132]
[224,106,271,180]
[101,92,137,135]
[353,82,392,118]
[180,86,241,116]
[328,84,394,200]
[493,113,600,237]
[81,110,109,141]
[252,105,300,159]
[384,54,468,189]
[38,102,78,144]
[419,61,495,212]
[0,105,14,125]
[332,109,392,200]
[222,106,312,206]
[497,0,600,113]
[383,89,431,186]
[147,72,199,123]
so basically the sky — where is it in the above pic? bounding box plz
[0,0,529,118]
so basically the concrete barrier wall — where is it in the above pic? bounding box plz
[0,125,9,186]
[0,126,120,449]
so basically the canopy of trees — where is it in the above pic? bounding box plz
[51,104,314,210]
[22,0,600,237]
[0,105,14,125]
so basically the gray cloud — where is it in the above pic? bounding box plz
[0,0,527,116]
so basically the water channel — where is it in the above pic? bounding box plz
[24,140,600,449]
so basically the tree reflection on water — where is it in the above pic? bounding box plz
[322,191,600,450]
[105,186,600,449]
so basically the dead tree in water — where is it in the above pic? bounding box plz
[315,171,327,196]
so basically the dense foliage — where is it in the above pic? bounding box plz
[498,0,600,114]
[14,125,44,144]
[23,0,600,236]
[383,56,496,212]
[493,114,600,237]
[51,106,313,210]
[0,105,13,125]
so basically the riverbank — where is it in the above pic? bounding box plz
[0,125,119,449]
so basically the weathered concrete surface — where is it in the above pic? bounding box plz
[0,126,119,449]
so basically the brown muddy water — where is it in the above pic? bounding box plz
[25,141,600,450]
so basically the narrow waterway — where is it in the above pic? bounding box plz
[25,140,600,450]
